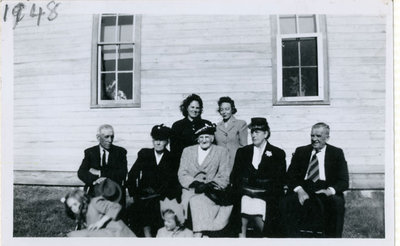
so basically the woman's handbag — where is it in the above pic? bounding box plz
[204,182,235,206]
[240,178,271,199]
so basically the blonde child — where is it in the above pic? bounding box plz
[156,199,193,237]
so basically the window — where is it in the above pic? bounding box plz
[91,14,141,108]
[272,15,329,105]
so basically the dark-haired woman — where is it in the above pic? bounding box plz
[170,94,212,162]
[215,97,248,167]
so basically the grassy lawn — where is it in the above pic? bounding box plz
[14,186,77,237]
[13,185,384,237]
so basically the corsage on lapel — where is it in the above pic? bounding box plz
[265,150,272,157]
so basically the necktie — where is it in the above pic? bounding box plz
[102,150,106,167]
[307,151,319,182]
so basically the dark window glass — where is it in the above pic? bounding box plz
[302,68,318,96]
[282,39,299,66]
[101,73,116,100]
[282,68,300,97]
[118,73,133,99]
[300,38,317,66]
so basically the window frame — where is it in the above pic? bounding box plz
[90,14,142,108]
[271,15,330,106]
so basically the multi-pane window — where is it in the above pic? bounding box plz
[91,14,141,108]
[274,15,329,105]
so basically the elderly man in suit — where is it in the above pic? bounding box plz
[281,122,349,238]
[78,124,128,199]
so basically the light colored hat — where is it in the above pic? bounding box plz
[160,198,185,225]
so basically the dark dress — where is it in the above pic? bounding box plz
[230,142,286,237]
[170,117,212,162]
[125,148,181,235]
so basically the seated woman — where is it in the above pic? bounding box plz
[230,117,286,237]
[178,123,233,237]
[62,189,135,237]
[126,124,181,237]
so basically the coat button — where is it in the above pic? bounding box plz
[203,177,206,180]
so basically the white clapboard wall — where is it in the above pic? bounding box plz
[13,15,386,189]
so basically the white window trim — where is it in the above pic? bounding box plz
[91,14,141,108]
[274,15,329,105]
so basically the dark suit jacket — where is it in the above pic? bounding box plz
[230,142,286,237]
[286,144,349,195]
[78,145,128,187]
[126,148,181,200]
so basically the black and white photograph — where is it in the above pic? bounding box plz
[1,0,394,245]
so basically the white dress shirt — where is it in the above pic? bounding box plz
[251,141,267,169]
[294,145,336,195]
[154,150,164,165]
[198,146,211,166]
[305,147,326,181]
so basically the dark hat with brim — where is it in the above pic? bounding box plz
[93,178,122,203]
[248,117,269,131]
[151,124,171,140]
[194,123,216,137]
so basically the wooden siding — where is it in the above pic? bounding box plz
[13,15,387,189]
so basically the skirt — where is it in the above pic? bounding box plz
[241,195,266,221]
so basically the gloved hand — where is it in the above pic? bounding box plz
[189,181,204,189]
[195,182,213,194]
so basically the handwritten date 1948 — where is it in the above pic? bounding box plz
[3,1,60,29]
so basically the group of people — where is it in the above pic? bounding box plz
[61,94,349,238]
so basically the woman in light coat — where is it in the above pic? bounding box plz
[178,123,233,237]
[215,97,248,167]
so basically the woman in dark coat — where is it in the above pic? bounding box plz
[126,124,181,237]
[230,117,286,237]
[170,94,212,162]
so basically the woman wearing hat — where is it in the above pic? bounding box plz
[178,123,233,237]
[215,96,248,167]
[126,124,181,237]
[230,117,286,237]
[170,94,212,163]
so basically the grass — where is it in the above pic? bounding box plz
[13,186,77,237]
[13,185,385,237]
[342,190,385,238]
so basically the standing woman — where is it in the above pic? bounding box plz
[215,97,248,167]
[170,94,212,162]
[230,118,286,237]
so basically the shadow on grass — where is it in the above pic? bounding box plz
[13,185,385,238]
